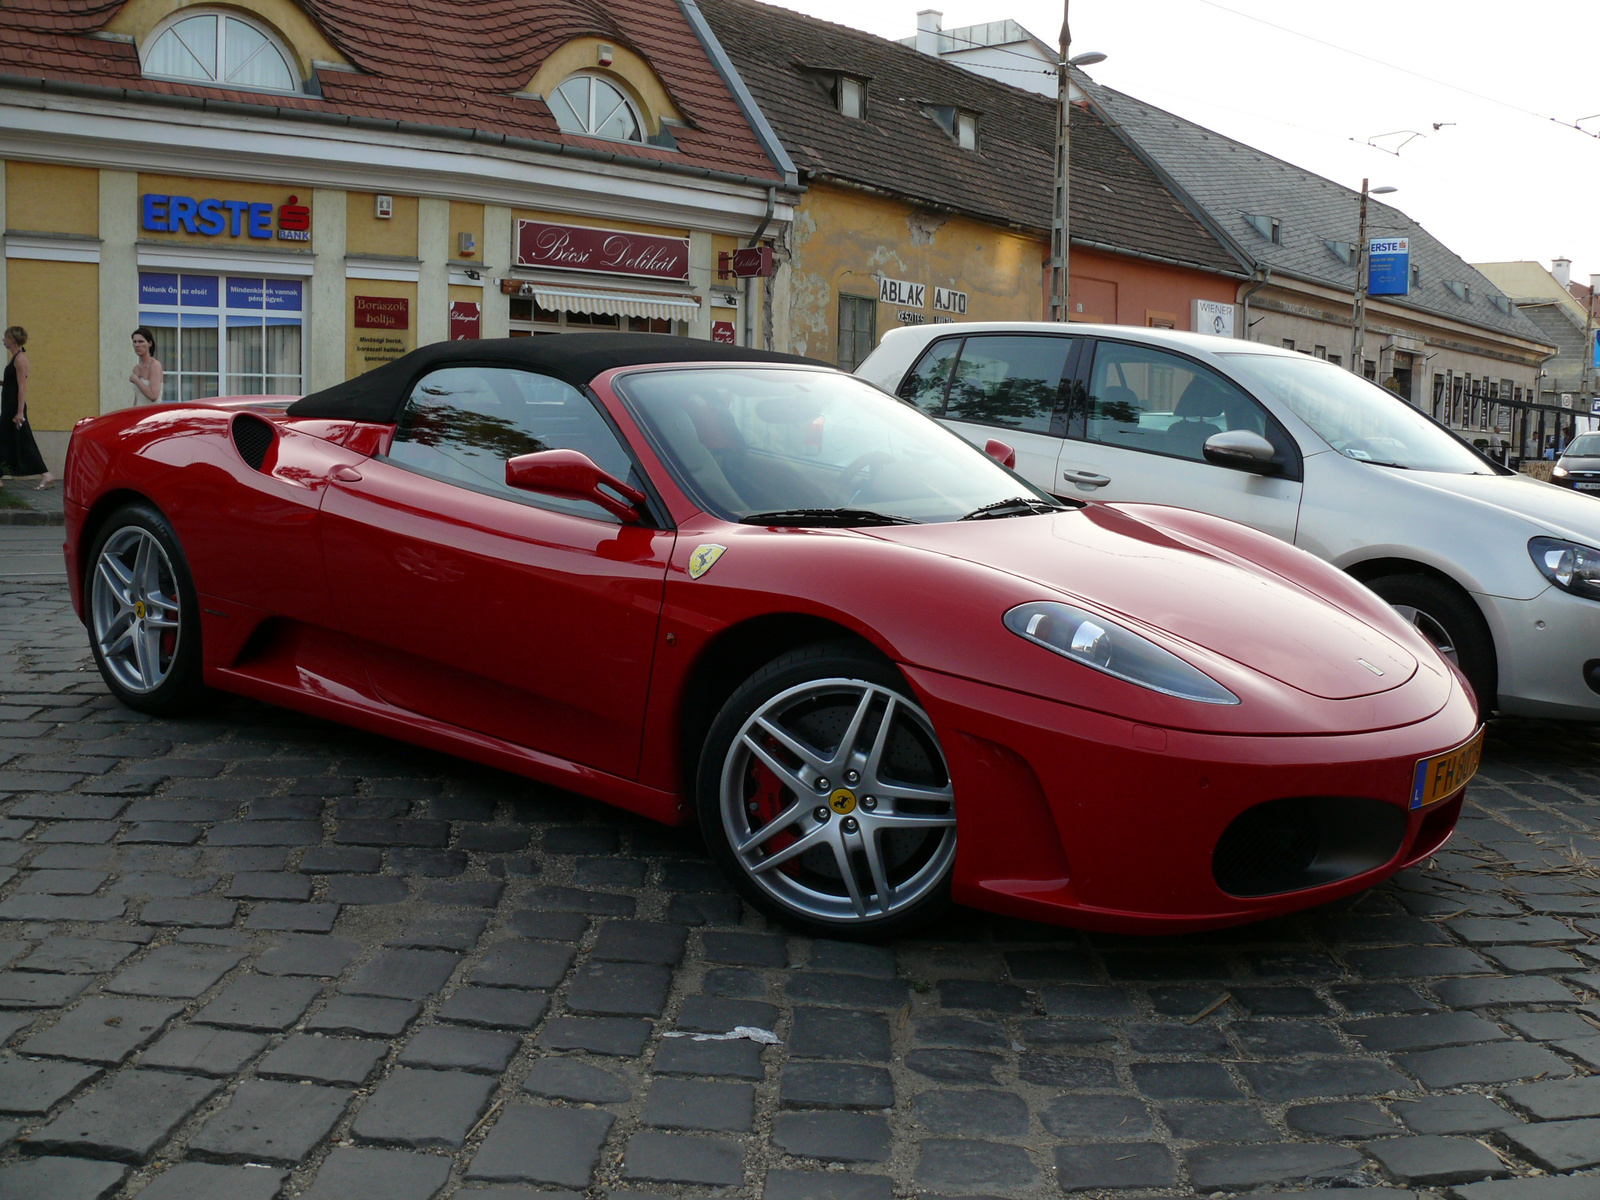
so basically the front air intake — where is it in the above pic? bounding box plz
[231,414,276,471]
[1212,796,1406,897]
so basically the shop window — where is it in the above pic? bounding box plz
[1327,353,1341,367]
[508,296,675,336]
[837,294,876,372]
[143,10,298,92]
[139,272,303,401]
[1313,345,1327,360]
[548,75,643,143]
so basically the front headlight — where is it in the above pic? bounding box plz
[1553,465,1570,478]
[1004,601,1240,704]
[1530,536,1600,601]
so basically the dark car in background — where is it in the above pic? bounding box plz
[1554,432,1600,493]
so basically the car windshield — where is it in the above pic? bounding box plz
[1221,353,1493,474]
[1564,433,1600,457]
[615,366,1055,524]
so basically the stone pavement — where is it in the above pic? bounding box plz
[4,525,1600,1199]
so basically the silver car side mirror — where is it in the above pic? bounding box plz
[1203,429,1280,475]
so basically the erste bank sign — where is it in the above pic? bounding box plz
[141,193,312,242]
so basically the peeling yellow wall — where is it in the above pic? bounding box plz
[7,163,99,236]
[347,192,418,258]
[6,260,100,431]
[787,182,1043,365]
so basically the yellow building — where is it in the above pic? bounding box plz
[0,0,795,470]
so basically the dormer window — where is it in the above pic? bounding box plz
[549,74,644,143]
[1324,239,1354,266]
[1445,280,1471,302]
[836,76,866,118]
[1243,213,1281,245]
[143,10,298,93]
[924,106,979,150]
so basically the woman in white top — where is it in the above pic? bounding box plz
[130,326,164,404]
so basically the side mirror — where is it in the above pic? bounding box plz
[984,438,1017,469]
[505,449,647,523]
[1202,429,1280,475]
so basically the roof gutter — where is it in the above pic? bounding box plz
[676,0,800,188]
[0,73,796,196]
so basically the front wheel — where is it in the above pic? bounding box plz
[697,643,957,939]
[1366,573,1496,715]
[85,503,205,715]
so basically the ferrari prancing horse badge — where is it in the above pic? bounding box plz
[687,544,727,579]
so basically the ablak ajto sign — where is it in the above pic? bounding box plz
[516,220,689,281]
[1368,237,1411,297]
[879,277,925,308]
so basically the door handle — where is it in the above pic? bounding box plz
[331,465,363,482]
[1061,469,1111,488]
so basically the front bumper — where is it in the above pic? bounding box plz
[904,664,1480,933]
[1481,586,1600,720]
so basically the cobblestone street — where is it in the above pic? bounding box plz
[6,526,1600,1200]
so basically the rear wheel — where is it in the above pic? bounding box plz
[86,503,205,715]
[697,643,957,938]
[1366,573,1495,715]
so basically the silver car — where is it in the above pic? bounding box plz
[858,323,1600,720]
[1554,432,1600,495]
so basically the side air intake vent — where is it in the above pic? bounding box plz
[232,414,276,471]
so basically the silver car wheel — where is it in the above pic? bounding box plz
[719,677,956,923]
[1393,603,1459,666]
[91,527,182,694]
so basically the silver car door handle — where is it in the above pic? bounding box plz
[1061,469,1112,488]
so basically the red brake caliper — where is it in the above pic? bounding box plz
[748,736,801,877]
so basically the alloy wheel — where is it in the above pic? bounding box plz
[1392,603,1458,666]
[91,526,182,694]
[720,677,956,923]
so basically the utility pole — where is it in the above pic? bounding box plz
[1349,178,1397,376]
[1047,2,1071,323]
[1349,178,1372,376]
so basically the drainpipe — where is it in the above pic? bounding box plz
[744,187,777,349]
[1236,267,1271,340]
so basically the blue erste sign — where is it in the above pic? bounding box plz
[1368,237,1410,296]
[140,194,311,242]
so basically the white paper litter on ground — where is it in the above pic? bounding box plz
[660,1026,780,1044]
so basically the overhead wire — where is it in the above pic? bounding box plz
[1187,0,1600,139]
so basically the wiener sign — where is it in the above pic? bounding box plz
[515,220,689,281]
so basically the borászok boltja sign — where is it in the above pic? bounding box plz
[515,221,689,281]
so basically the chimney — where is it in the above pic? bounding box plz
[916,10,942,56]
[1552,257,1572,288]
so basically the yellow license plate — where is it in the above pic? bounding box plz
[1410,728,1483,810]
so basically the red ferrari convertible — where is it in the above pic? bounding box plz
[62,334,1479,937]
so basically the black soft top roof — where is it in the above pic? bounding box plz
[287,333,821,424]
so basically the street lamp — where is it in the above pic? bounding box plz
[1350,179,1398,375]
[1047,0,1107,322]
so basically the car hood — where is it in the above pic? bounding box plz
[1558,455,1600,473]
[1380,468,1600,543]
[867,505,1417,701]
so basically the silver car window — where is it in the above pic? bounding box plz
[1221,353,1492,474]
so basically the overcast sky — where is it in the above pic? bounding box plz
[775,0,1600,286]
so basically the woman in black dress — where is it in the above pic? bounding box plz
[1,325,53,489]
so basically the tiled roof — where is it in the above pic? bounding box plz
[698,0,1245,276]
[1081,77,1552,346]
[0,0,781,183]
[1519,304,1591,392]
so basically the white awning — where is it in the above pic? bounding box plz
[534,286,701,321]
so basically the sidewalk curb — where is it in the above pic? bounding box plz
[0,509,64,526]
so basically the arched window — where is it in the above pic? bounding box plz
[144,11,298,92]
[548,75,643,143]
